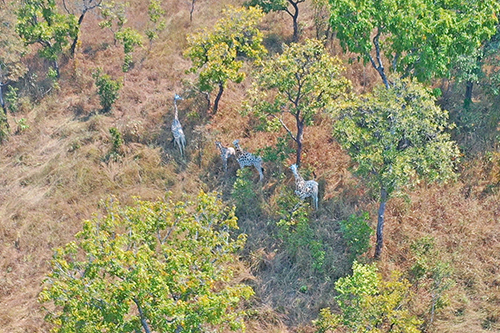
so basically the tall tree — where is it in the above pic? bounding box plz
[328,0,500,87]
[245,0,305,42]
[185,6,266,114]
[0,2,27,118]
[246,38,351,166]
[16,0,78,77]
[39,191,254,333]
[333,79,459,259]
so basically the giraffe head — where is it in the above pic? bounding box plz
[290,164,298,173]
[232,139,240,146]
[174,94,183,101]
[215,141,222,149]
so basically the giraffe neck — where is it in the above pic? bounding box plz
[293,170,305,187]
[174,99,179,120]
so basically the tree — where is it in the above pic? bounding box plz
[185,6,266,114]
[0,2,27,119]
[39,191,254,333]
[16,0,78,77]
[93,68,122,112]
[245,0,305,42]
[246,38,350,166]
[333,79,459,259]
[328,0,500,87]
[61,0,103,57]
[315,261,422,333]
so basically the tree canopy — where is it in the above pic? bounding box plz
[39,191,253,333]
[246,38,351,166]
[185,6,266,114]
[328,0,500,86]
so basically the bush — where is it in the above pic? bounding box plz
[93,68,122,112]
[338,212,373,260]
[231,168,262,217]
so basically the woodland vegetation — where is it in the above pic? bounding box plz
[1,0,500,332]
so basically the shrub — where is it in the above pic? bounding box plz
[92,68,122,112]
[338,212,373,261]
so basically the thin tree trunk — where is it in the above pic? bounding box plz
[464,80,473,109]
[374,187,387,259]
[295,120,304,167]
[288,0,300,42]
[70,12,86,57]
[213,83,224,114]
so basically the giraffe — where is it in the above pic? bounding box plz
[290,164,318,210]
[215,141,235,173]
[171,94,186,157]
[232,139,264,181]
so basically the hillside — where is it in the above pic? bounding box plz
[0,0,500,332]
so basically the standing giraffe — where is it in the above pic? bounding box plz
[232,139,264,181]
[215,141,235,173]
[290,164,318,210]
[171,94,186,157]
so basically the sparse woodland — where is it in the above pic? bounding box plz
[1,0,500,332]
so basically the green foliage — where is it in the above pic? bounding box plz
[231,168,261,217]
[276,190,325,272]
[99,1,128,40]
[328,0,500,83]
[315,261,422,333]
[246,38,351,165]
[0,2,28,84]
[5,86,19,113]
[333,78,460,199]
[145,0,166,48]
[15,118,29,134]
[245,0,288,13]
[106,127,124,161]
[338,212,373,260]
[39,191,253,333]
[185,6,266,104]
[258,136,295,164]
[409,237,455,326]
[16,0,78,70]
[0,113,9,143]
[92,68,122,113]
[115,27,143,72]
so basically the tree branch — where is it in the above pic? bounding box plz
[133,297,152,333]
[270,114,297,142]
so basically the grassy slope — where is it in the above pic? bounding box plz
[0,0,499,332]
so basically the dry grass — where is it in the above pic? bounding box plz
[1,0,500,332]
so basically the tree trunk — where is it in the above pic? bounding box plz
[213,83,224,114]
[0,82,6,115]
[374,187,387,259]
[295,120,304,167]
[70,12,86,57]
[464,80,473,109]
[288,0,300,42]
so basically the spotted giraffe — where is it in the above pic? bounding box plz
[290,164,318,210]
[215,141,235,173]
[171,94,186,157]
[232,139,264,181]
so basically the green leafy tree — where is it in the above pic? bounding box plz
[315,261,422,333]
[115,27,143,72]
[16,0,78,77]
[333,79,459,259]
[338,212,373,261]
[93,68,122,112]
[39,191,254,333]
[245,0,305,42]
[328,0,500,88]
[185,6,266,114]
[145,0,166,52]
[0,1,27,120]
[246,38,350,166]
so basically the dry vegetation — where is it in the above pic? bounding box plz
[0,0,500,332]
